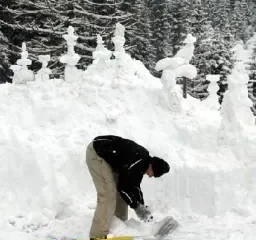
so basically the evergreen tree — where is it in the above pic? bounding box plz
[248,45,256,115]
[149,0,171,61]
[248,0,256,28]
[231,0,250,43]
[208,0,231,33]
[0,30,11,83]
[168,0,190,56]
[1,0,68,77]
[118,0,155,72]
[230,0,236,9]
[187,1,212,99]
[213,30,234,104]
[0,0,129,79]
[202,0,235,103]
[0,0,252,85]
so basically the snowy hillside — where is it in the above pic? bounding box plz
[1,35,256,240]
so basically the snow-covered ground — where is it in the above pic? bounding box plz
[1,34,256,240]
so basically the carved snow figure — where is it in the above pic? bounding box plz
[35,55,52,81]
[205,74,220,110]
[60,26,81,81]
[156,34,197,112]
[175,34,196,64]
[112,23,127,87]
[219,70,254,145]
[10,42,34,84]
[92,35,112,70]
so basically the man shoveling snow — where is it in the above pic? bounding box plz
[86,135,172,240]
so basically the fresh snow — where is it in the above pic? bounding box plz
[0,33,256,240]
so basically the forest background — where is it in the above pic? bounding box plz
[0,0,256,112]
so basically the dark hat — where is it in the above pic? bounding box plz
[151,157,170,178]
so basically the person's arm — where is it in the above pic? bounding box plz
[117,165,153,222]
[118,183,144,208]
[117,158,147,208]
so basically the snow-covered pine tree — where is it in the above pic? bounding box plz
[187,0,213,99]
[118,0,155,72]
[212,30,234,104]
[202,0,235,103]
[148,0,171,62]
[208,0,231,33]
[231,0,250,43]
[230,0,236,9]
[0,0,129,79]
[0,1,26,82]
[45,0,128,71]
[1,0,69,77]
[248,45,256,116]
[168,0,190,56]
[78,0,127,47]
[248,0,256,28]
[0,30,11,83]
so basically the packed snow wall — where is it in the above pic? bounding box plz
[0,81,255,219]
[143,165,256,217]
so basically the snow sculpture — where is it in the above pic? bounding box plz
[175,64,197,79]
[174,33,197,79]
[10,42,34,84]
[205,74,220,110]
[111,23,127,86]
[60,26,81,81]
[92,35,112,70]
[230,70,254,126]
[155,34,197,111]
[219,70,255,144]
[112,23,126,57]
[176,34,196,64]
[35,55,52,81]
[85,23,153,87]
[83,35,112,85]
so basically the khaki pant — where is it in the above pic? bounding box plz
[86,142,128,238]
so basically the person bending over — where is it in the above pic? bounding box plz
[86,135,170,240]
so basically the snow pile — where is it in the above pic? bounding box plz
[0,32,256,240]
[85,23,158,89]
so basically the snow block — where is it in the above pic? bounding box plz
[147,165,256,217]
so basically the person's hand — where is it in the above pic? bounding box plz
[135,204,153,222]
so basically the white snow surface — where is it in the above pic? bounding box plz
[1,37,256,240]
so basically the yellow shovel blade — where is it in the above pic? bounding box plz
[107,237,134,240]
[77,236,134,240]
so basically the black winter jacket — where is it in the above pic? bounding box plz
[93,135,151,209]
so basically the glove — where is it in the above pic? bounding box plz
[135,204,153,222]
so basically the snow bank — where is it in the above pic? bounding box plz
[0,76,255,219]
